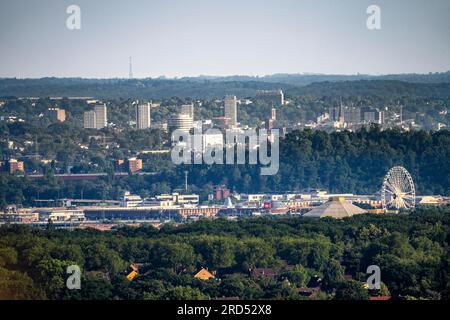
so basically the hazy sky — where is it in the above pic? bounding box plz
[0,0,449,78]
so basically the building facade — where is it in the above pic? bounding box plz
[127,157,143,173]
[181,103,194,119]
[168,113,194,133]
[47,108,66,122]
[224,95,237,127]
[83,104,108,129]
[94,104,107,129]
[83,110,96,129]
[136,103,151,129]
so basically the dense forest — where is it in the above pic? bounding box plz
[286,80,450,99]
[0,206,449,300]
[1,78,450,99]
[178,127,450,196]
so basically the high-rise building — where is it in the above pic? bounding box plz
[181,104,194,119]
[83,110,96,129]
[94,104,107,129]
[224,95,237,127]
[84,104,108,129]
[168,113,194,133]
[136,103,151,129]
[47,108,66,122]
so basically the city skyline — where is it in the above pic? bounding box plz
[1,0,449,78]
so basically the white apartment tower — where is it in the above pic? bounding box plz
[224,95,237,127]
[94,104,107,129]
[83,103,107,129]
[83,110,96,129]
[136,103,151,129]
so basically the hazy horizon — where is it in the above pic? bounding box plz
[2,70,450,81]
[1,0,449,78]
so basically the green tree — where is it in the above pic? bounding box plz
[322,259,345,292]
[164,285,208,300]
[335,280,369,300]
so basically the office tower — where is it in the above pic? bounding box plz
[224,95,237,127]
[83,104,107,129]
[136,103,151,129]
[168,113,194,133]
[94,104,107,129]
[83,110,96,129]
[181,104,194,119]
[47,108,66,122]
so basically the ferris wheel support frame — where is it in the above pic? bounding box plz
[381,166,416,210]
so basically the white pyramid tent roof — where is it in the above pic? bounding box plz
[303,197,367,219]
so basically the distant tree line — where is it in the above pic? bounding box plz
[1,78,450,99]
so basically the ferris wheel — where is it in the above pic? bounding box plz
[381,166,416,210]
